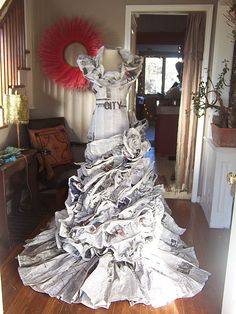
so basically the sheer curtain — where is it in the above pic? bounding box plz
[175,13,206,192]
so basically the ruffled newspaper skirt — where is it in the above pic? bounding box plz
[18,120,210,309]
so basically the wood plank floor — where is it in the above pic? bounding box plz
[0,199,230,314]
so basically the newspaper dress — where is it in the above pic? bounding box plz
[18,47,209,309]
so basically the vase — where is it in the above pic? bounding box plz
[211,123,236,147]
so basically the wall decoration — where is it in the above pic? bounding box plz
[39,17,103,89]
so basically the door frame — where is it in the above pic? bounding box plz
[124,4,213,202]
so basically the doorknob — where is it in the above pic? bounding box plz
[227,172,236,185]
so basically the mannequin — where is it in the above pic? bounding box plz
[101,48,122,72]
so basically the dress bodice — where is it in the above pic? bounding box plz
[77,46,143,141]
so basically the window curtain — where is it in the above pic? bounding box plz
[175,13,206,192]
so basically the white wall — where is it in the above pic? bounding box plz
[0,126,17,149]
[199,3,234,198]
[195,2,234,147]
[206,3,234,138]
[29,0,128,142]
[0,0,6,8]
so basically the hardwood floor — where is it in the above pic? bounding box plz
[0,207,53,265]
[0,199,230,314]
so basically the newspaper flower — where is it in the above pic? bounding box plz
[123,128,150,161]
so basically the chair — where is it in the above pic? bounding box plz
[26,117,86,210]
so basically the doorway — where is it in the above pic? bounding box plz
[135,14,186,198]
[125,4,213,202]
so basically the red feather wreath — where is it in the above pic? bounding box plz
[39,17,103,90]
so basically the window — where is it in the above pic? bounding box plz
[0,0,26,127]
[145,57,163,94]
[144,56,183,95]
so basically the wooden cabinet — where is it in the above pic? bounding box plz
[200,138,236,228]
[0,149,38,246]
[155,106,179,156]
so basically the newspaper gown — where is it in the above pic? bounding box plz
[18,46,210,309]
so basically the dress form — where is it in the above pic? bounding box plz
[101,48,122,72]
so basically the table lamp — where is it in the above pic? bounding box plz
[4,94,29,148]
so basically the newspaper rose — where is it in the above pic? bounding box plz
[123,128,150,161]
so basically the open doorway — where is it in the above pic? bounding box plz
[125,5,213,202]
[135,14,187,198]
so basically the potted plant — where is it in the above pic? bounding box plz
[192,60,236,147]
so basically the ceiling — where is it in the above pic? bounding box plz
[136,14,187,33]
[136,14,187,56]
